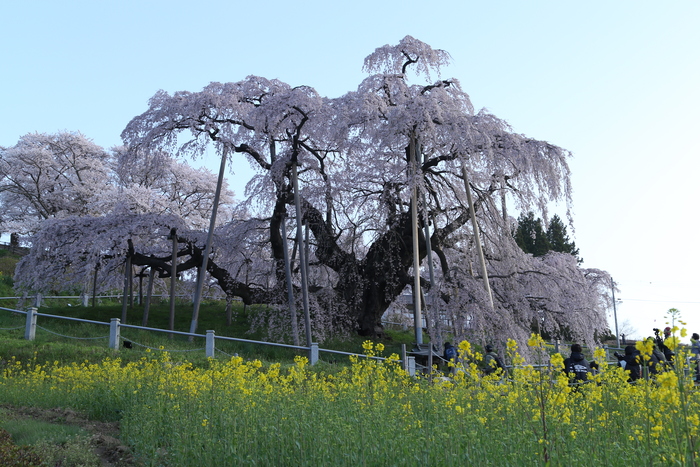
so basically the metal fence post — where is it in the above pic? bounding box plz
[24,307,37,341]
[310,343,319,365]
[407,355,416,377]
[401,344,407,372]
[428,348,433,378]
[34,293,42,308]
[109,318,120,350]
[206,330,216,358]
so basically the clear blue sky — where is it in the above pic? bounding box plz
[2,1,699,341]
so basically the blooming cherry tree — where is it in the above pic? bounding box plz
[17,37,611,346]
[0,132,110,235]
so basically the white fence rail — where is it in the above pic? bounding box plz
[1,306,415,374]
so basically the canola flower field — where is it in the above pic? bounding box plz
[1,332,699,466]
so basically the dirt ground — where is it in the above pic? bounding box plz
[1,404,138,466]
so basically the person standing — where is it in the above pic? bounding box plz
[691,333,700,383]
[563,343,592,383]
[658,327,675,363]
[643,336,667,375]
[615,345,642,382]
[482,344,505,375]
[443,342,458,374]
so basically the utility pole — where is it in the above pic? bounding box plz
[611,277,620,348]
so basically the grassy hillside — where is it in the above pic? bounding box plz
[0,249,19,297]
[0,297,417,370]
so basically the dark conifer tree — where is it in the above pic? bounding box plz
[546,214,581,262]
[514,212,551,257]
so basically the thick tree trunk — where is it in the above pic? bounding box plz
[302,194,423,336]
[125,191,476,338]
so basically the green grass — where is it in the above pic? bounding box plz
[0,279,431,465]
[0,409,101,467]
[0,298,418,369]
[2,295,700,466]
[0,417,87,446]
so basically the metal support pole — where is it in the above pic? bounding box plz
[461,164,494,308]
[420,142,438,342]
[291,159,312,347]
[281,212,300,346]
[409,133,423,344]
[191,144,228,337]
[271,139,301,346]
[24,307,37,341]
[92,263,99,307]
[169,228,177,335]
[121,255,132,322]
[401,344,407,372]
[428,348,433,378]
[143,268,154,327]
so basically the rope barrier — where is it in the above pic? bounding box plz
[214,348,239,358]
[122,337,205,353]
[36,326,108,340]
[0,326,24,331]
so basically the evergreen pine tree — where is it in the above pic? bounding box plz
[546,214,581,262]
[514,212,551,257]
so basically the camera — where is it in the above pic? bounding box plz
[613,352,624,360]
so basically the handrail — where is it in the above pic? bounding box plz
[0,305,402,368]
[34,311,110,327]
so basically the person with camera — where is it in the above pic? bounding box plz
[654,327,675,364]
[640,336,668,376]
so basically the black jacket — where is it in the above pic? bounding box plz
[620,349,642,382]
[564,352,592,381]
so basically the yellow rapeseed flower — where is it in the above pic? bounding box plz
[637,339,654,361]
[550,353,564,369]
[458,340,472,357]
[665,336,679,351]
[527,333,545,348]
